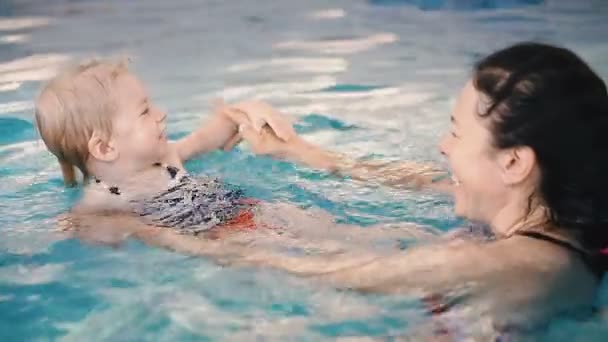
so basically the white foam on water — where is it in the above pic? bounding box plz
[0,33,29,44]
[294,86,401,100]
[309,8,346,20]
[0,54,70,74]
[0,16,50,31]
[26,294,41,301]
[280,103,332,116]
[228,57,348,74]
[208,75,336,102]
[163,291,244,334]
[0,140,48,162]
[56,301,156,342]
[1,168,59,197]
[338,91,436,113]
[0,263,65,285]
[300,129,342,146]
[0,294,15,302]
[0,53,71,83]
[0,81,21,92]
[0,100,33,115]
[274,33,399,54]
[247,292,384,338]
[275,88,438,131]
[0,66,62,84]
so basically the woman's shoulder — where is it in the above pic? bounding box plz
[485,236,598,310]
[496,235,591,274]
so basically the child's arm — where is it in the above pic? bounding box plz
[173,108,239,162]
[173,101,296,163]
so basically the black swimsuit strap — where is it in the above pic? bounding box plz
[516,231,603,279]
[516,231,587,256]
[96,163,180,196]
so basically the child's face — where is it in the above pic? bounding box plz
[110,72,169,169]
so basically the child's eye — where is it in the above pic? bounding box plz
[140,107,150,116]
[451,131,459,138]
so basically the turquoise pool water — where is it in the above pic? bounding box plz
[1,0,607,340]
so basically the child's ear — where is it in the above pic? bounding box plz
[88,131,118,162]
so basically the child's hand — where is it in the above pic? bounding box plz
[232,101,296,141]
[218,100,296,150]
[220,105,305,158]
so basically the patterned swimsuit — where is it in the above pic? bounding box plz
[95,164,256,234]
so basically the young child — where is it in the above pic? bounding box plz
[36,60,440,254]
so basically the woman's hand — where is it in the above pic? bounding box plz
[217,100,297,151]
[221,105,304,158]
[237,123,302,158]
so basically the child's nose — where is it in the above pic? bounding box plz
[155,108,167,122]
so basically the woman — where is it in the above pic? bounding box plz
[224,42,608,335]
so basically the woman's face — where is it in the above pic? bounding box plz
[439,80,511,224]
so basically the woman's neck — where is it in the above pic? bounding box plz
[489,196,579,246]
[489,193,549,238]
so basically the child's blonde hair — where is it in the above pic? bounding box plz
[35,60,128,186]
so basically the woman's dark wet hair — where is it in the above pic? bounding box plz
[472,42,608,260]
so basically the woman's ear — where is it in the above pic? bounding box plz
[497,146,536,185]
[88,131,118,162]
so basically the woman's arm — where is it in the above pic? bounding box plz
[59,212,495,297]
[227,107,451,191]
[231,238,494,296]
[280,135,450,191]
[59,212,253,259]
